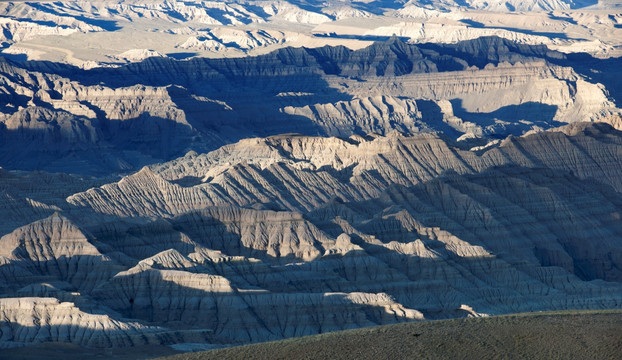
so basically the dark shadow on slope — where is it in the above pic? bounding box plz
[334,167,622,282]
[169,209,324,265]
[165,52,198,60]
[315,163,357,183]
[27,2,121,31]
[416,36,557,69]
[215,9,255,26]
[0,170,108,236]
[351,0,409,14]
[2,37,620,175]
[0,88,227,173]
[313,33,411,42]
[103,116,197,160]
[344,233,512,318]
[0,254,124,294]
[170,175,203,187]
[567,0,599,9]
[450,100,561,137]
[6,17,71,29]
[413,36,621,107]
[24,51,350,143]
[86,218,198,263]
[0,65,34,110]
[458,19,575,39]
[299,172,622,317]
[459,19,485,27]
[271,0,327,16]
[548,14,579,25]
[88,267,418,343]
[236,2,271,21]
[414,99,463,139]
[0,52,28,62]
[0,112,184,175]
[551,52,622,107]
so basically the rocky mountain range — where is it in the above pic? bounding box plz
[1,35,620,174]
[2,0,622,65]
[1,0,622,355]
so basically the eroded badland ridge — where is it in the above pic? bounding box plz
[1,0,622,355]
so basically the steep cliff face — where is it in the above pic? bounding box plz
[68,123,622,218]
[0,15,621,351]
[1,37,619,175]
[170,207,332,261]
[0,297,166,349]
[282,96,425,137]
[2,123,622,349]
[0,213,123,293]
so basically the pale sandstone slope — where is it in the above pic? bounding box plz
[2,37,620,174]
[69,123,622,218]
[0,213,123,293]
[3,124,622,349]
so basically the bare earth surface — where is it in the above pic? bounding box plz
[2,0,622,355]
[159,310,622,360]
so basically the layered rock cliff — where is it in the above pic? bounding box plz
[68,123,622,218]
[0,30,621,352]
[1,37,620,175]
[1,123,622,350]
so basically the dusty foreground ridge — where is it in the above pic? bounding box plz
[156,310,622,360]
[5,310,618,359]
